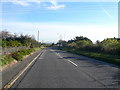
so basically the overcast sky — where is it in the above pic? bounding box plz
[1,0,118,43]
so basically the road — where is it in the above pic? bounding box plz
[11,48,119,88]
[2,49,43,87]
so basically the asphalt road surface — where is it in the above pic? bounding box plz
[2,49,43,88]
[11,48,119,88]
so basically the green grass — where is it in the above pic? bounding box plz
[34,47,41,50]
[12,48,35,61]
[1,48,38,66]
[0,56,14,66]
[60,47,120,66]
[33,46,45,51]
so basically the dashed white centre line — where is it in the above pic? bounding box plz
[54,50,77,67]
[55,52,63,58]
[57,53,63,58]
[68,60,78,67]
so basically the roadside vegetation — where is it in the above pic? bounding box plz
[1,31,40,48]
[0,30,46,66]
[1,48,35,66]
[56,36,120,66]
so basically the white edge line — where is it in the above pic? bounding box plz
[3,50,43,89]
[68,60,78,67]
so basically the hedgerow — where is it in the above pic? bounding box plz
[12,48,35,61]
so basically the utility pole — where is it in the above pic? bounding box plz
[38,30,39,42]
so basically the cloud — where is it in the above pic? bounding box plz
[12,0,30,6]
[47,4,65,10]
[30,0,41,4]
[2,0,41,6]
[2,0,65,10]
[47,0,65,10]
[2,0,119,3]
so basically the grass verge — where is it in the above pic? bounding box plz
[1,47,42,66]
[60,47,120,66]
[12,48,35,61]
[1,55,14,66]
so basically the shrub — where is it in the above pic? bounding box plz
[75,40,93,49]
[101,39,120,55]
[12,52,23,61]
[1,31,40,48]
[12,48,35,61]
[1,56,14,66]
[2,40,7,48]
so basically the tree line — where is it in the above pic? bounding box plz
[0,31,40,48]
[57,36,120,55]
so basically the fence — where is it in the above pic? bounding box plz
[2,46,29,55]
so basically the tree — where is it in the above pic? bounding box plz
[67,42,76,48]
[1,31,40,48]
[74,36,92,43]
[101,39,120,54]
[1,31,13,40]
[75,40,93,49]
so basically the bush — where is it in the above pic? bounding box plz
[12,52,23,61]
[2,40,7,48]
[84,44,102,52]
[75,40,93,49]
[12,48,35,61]
[1,56,14,66]
[0,48,36,66]
[1,31,40,48]
[101,39,120,55]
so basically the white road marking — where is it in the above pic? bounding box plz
[55,52,63,58]
[3,50,44,89]
[53,50,77,67]
[57,53,63,58]
[50,49,61,58]
[68,60,78,67]
[40,50,46,58]
[55,53,59,56]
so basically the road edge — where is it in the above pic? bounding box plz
[2,49,44,89]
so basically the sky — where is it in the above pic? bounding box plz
[1,0,118,43]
